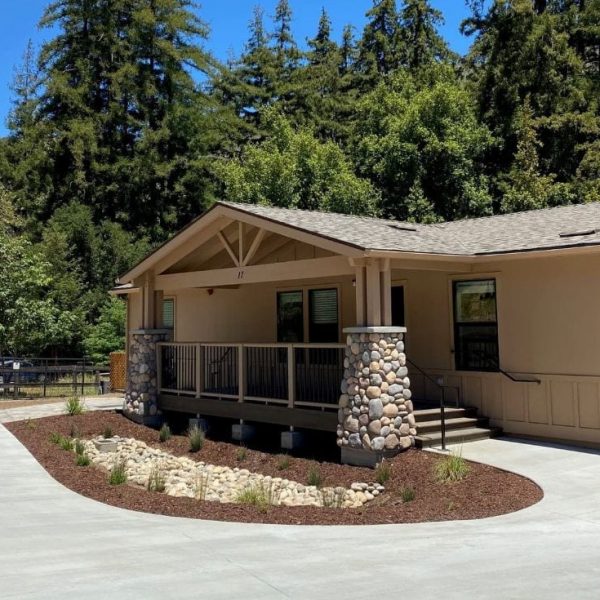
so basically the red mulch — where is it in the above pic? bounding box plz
[6,412,543,525]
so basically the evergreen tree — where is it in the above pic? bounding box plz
[340,25,358,75]
[356,0,403,88]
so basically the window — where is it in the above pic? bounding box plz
[162,298,175,330]
[391,285,405,327]
[309,288,339,343]
[277,291,304,342]
[453,279,499,371]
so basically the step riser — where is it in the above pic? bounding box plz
[417,418,489,434]
[413,408,477,423]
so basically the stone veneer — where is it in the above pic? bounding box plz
[124,329,170,424]
[337,327,416,460]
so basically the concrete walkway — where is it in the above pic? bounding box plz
[0,396,123,423]
[1,426,600,600]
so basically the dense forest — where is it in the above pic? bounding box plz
[0,0,598,360]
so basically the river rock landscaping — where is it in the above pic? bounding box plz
[6,411,543,525]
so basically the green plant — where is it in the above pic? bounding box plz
[235,446,247,462]
[236,483,278,512]
[75,440,85,455]
[49,432,62,444]
[147,464,166,492]
[76,453,91,467]
[277,455,290,470]
[26,419,37,430]
[102,426,113,439]
[108,460,128,485]
[193,473,210,501]
[400,486,416,503]
[159,423,172,443]
[65,396,84,416]
[188,425,204,453]
[58,436,74,451]
[307,466,323,488]
[434,451,470,483]
[375,461,392,485]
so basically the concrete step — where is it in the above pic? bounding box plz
[415,426,502,449]
[413,406,477,422]
[416,416,489,434]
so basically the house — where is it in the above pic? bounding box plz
[113,201,600,464]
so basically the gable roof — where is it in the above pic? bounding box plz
[222,201,600,256]
[119,201,600,283]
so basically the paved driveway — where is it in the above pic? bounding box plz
[1,423,600,599]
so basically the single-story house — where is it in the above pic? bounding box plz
[113,201,600,463]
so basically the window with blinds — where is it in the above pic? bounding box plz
[309,288,338,343]
[162,298,175,330]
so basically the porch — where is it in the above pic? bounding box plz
[157,342,343,432]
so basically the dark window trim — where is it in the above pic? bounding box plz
[452,279,499,372]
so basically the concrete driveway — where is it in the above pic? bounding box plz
[1,423,600,599]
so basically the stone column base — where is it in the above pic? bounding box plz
[341,447,380,468]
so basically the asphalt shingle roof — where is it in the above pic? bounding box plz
[221,201,600,256]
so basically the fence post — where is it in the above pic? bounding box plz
[287,345,295,409]
[13,369,19,400]
[238,345,246,403]
[43,362,48,398]
[81,357,86,396]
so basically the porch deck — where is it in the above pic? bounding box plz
[157,342,344,432]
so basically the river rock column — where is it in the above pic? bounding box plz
[124,329,169,425]
[337,327,416,466]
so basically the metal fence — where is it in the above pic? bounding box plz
[0,357,110,401]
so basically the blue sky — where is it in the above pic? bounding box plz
[0,1,474,135]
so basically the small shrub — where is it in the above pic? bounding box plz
[236,446,247,462]
[108,460,128,485]
[58,436,74,451]
[75,440,85,455]
[159,423,172,443]
[65,396,84,416]
[193,473,210,501]
[375,461,392,485]
[307,466,323,488]
[434,452,470,483]
[277,455,291,471]
[76,454,91,467]
[322,488,345,509]
[26,419,37,430]
[188,425,204,453]
[236,483,278,512]
[102,426,113,439]
[147,464,166,493]
[400,486,416,503]
[49,432,62,444]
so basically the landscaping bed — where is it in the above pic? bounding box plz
[6,411,543,525]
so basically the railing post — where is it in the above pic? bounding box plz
[196,344,203,398]
[440,388,447,451]
[238,345,246,403]
[156,344,162,393]
[287,345,295,408]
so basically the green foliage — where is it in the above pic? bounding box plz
[65,396,85,416]
[434,451,470,483]
[75,440,85,455]
[399,485,416,502]
[277,455,291,471]
[102,426,113,440]
[375,461,392,485]
[108,460,128,486]
[84,299,126,365]
[236,483,278,511]
[76,453,91,467]
[188,425,205,453]
[49,432,62,444]
[236,447,248,462]
[147,464,167,492]
[159,423,172,443]
[219,110,379,216]
[307,466,323,487]
[58,436,74,451]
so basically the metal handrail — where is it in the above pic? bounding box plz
[471,349,541,384]
[405,357,461,451]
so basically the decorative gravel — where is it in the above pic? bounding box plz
[6,412,544,525]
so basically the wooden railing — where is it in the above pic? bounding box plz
[157,342,345,409]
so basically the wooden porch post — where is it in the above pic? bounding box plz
[354,262,366,327]
[380,258,392,326]
[365,259,382,326]
[142,272,156,329]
